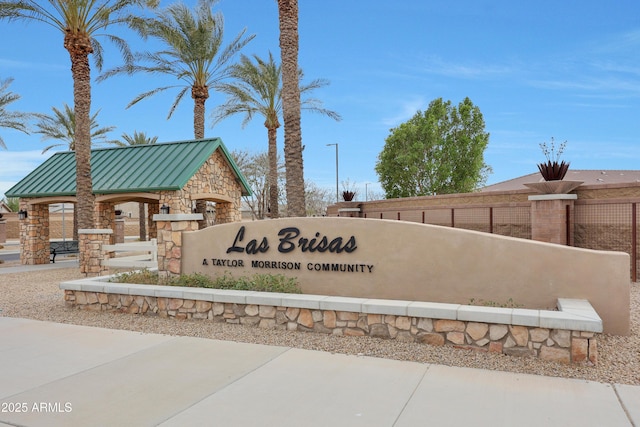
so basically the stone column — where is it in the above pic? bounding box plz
[196,200,208,229]
[78,229,113,276]
[96,202,115,244]
[114,219,125,243]
[148,203,159,240]
[529,194,577,245]
[215,202,240,224]
[153,213,203,280]
[20,201,50,265]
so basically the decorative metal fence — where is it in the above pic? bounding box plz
[364,204,531,239]
[362,201,640,281]
[574,201,638,281]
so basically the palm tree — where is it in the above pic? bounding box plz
[117,130,158,147]
[35,104,117,153]
[0,77,31,149]
[99,0,254,140]
[277,0,305,217]
[115,130,158,240]
[0,0,157,230]
[212,52,341,218]
[34,103,116,240]
[100,0,252,227]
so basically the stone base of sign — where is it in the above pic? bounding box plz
[60,278,601,366]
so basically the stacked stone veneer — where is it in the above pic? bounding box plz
[155,216,201,279]
[61,281,601,366]
[96,202,116,244]
[19,200,49,264]
[158,150,242,223]
[78,229,112,276]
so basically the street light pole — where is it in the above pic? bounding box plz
[326,143,339,202]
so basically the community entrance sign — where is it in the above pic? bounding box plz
[181,217,629,334]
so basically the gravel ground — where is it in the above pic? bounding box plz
[0,265,638,386]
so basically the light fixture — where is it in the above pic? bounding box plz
[18,209,28,220]
[160,204,170,215]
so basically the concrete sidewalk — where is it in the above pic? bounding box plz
[0,259,78,274]
[0,317,638,427]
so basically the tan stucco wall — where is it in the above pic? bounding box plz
[181,217,630,335]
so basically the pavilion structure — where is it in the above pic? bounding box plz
[5,138,251,274]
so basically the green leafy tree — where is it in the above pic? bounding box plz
[213,52,340,218]
[114,131,158,240]
[35,104,116,153]
[0,0,158,230]
[0,77,31,149]
[277,0,305,216]
[3,197,19,212]
[375,97,491,198]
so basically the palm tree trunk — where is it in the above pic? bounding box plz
[193,88,209,227]
[138,203,146,240]
[278,0,306,217]
[193,87,208,140]
[73,208,78,241]
[66,34,95,230]
[267,126,279,218]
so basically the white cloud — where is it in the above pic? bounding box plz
[381,97,427,127]
[591,29,640,55]
[414,55,515,79]
[0,150,52,199]
[527,76,640,97]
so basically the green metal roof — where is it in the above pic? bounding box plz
[5,138,252,198]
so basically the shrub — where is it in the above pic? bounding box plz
[111,269,159,285]
[110,270,302,294]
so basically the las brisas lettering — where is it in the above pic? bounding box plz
[226,226,357,255]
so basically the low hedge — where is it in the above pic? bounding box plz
[111,270,302,294]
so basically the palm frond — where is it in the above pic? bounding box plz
[0,77,31,148]
[98,0,253,130]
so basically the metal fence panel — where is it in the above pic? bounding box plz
[574,202,636,280]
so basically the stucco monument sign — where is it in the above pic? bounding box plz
[182,217,630,335]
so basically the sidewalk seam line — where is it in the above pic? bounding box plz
[157,346,293,425]
[392,364,431,426]
[613,383,637,427]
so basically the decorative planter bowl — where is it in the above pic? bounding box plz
[524,180,583,194]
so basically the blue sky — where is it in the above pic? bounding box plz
[1,0,639,201]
